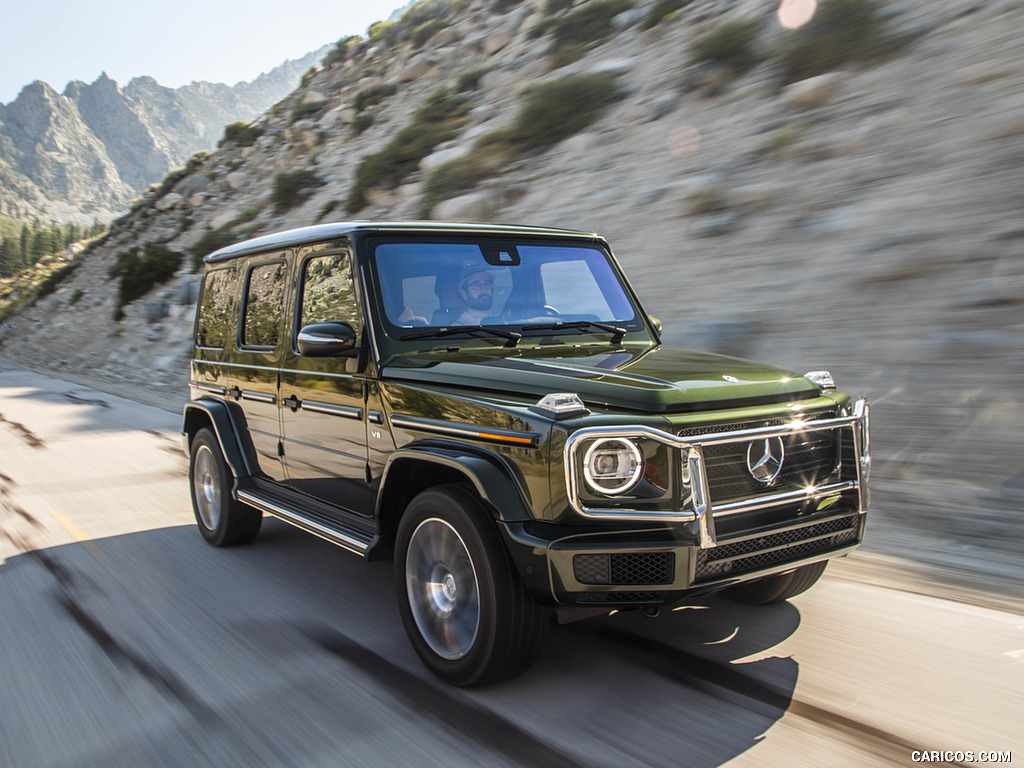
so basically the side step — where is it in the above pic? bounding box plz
[237,488,373,557]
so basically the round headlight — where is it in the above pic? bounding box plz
[583,438,643,495]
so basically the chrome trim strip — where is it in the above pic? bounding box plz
[690,413,864,446]
[193,359,369,382]
[301,400,363,419]
[241,391,277,404]
[712,481,856,517]
[190,382,227,395]
[279,436,365,461]
[390,414,540,447]
[689,448,716,548]
[368,411,384,425]
[237,489,369,556]
[563,399,868,546]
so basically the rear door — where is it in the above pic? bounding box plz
[232,254,289,482]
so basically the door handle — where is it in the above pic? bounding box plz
[283,394,300,412]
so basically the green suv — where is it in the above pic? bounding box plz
[184,221,870,685]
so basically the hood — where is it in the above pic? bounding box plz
[382,344,819,413]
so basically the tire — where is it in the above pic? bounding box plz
[725,561,828,605]
[189,428,262,547]
[395,484,548,687]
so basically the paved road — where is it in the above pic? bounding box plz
[1,366,1020,768]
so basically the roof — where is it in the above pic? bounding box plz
[204,221,602,263]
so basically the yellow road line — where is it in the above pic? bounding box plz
[50,509,106,559]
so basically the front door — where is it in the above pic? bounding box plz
[279,246,372,517]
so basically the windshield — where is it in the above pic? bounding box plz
[370,238,641,339]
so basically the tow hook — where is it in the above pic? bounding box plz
[641,606,660,618]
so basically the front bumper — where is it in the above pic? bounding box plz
[503,507,865,606]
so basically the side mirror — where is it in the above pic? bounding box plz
[648,314,663,334]
[297,322,358,357]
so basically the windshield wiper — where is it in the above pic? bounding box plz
[401,326,522,348]
[520,320,627,344]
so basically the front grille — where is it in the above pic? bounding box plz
[679,411,840,505]
[573,552,675,585]
[694,514,860,582]
[577,591,664,604]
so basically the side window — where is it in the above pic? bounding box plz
[300,252,361,332]
[242,261,286,349]
[195,267,237,349]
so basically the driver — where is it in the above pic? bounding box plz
[453,268,494,325]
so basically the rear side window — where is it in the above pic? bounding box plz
[195,267,238,349]
[242,261,286,349]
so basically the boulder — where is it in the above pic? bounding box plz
[781,73,843,110]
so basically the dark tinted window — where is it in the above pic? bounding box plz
[242,261,286,348]
[195,267,238,349]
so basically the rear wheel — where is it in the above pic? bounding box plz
[725,561,827,605]
[395,484,548,686]
[189,428,261,547]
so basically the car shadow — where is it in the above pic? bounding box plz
[1,516,801,768]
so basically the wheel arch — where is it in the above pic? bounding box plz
[182,399,257,479]
[374,445,534,555]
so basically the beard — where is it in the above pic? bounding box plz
[466,293,492,311]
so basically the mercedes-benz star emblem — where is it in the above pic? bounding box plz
[746,437,785,485]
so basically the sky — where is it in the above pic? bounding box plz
[0,0,409,105]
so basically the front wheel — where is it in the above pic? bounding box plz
[725,561,828,605]
[395,484,548,686]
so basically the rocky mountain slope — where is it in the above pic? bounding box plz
[0,0,1022,584]
[0,50,327,225]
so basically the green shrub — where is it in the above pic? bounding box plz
[457,68,490,92]
[316,199,342,222]
[272,170,326,214]
[353,83,398,112]
[109,244,183,318]
[322,35,360,67]
[300,66,319,88]
[346,88,471,213]
[32,260,80,305]
[290,100,327,124]
[548,0,633,66]
[368,20,397,42]
[689,17,762,76]
[545,0,573,14]
[189,230,239,272]
[0,302,17,324]
[410,18,448,48]
[509,73,622,150]
[352,113,375,135]
[641,0,692,30]
[220,122,265,147]
[69,288,84,305]
[778,0,894,83]
[420,154,491,216]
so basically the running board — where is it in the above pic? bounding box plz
[237,489,372,557]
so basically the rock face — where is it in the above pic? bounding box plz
[1,0,1023,578]
[0,49,328,225]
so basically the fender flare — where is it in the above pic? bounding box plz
[377,442,534,524]
[182,398,258,479]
